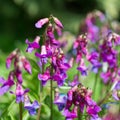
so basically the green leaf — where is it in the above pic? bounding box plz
[8,112,16,120]
[1,100,15,117]
[23,111,30,120]
[41,103,50,118]
[27,58,40,72]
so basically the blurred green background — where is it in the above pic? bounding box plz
[0,0,120,53]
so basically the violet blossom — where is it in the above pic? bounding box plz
[0,72,14,96]
[26,36,40,53]
[24,94,40,115]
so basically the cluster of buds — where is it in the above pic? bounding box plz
[26,15,70,86]
[73,34,89,76]
[54,81,101,120]
[99,32,120,84]
[0,49,39,115]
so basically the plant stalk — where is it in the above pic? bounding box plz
[36,64,44,120]
[93,73,98,98]
[19,102,22,120]
[50,79,53,120]
[78,107,82,120]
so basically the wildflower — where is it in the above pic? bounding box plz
[55,82,101,119]
[53,17,63,29]
[0,72,14,95]
[54,92,67,111]
[38,67,51,86]
[15,83,29,103]
[73,34,88,63]
[112,81,120,100]
[77,59,88,76]
[24,95,40,115]
[87,51,102,73]
[6,49,19,69]
[35,18,49,28]
[26,36,40,53]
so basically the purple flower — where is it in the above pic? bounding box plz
[87,104,101,118]
[0,72,14,96]
[26,36,40,53]
[24,95,39,115]
[21,56,32,74]
[38,68,51,86]
[100,71,111,84]
[35,45,50,62]
[6,49,18,69]
[35,18,49,28]
[68,75,79,87]
[77,59,88,76]
[61,83,101,119]
[15,83,29,103]
[73,35,88,63]
[54,93,67,111]
[15,69,23,84]
[53,17,63,29]
[112,81,120,100]
[62,107,77,120]
[53,71,67,86]
[87,51,102,73]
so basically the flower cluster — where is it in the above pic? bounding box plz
[54,82,101,120]
[26,15,70,86]
[0,49,39,115]
[79,10,107,42]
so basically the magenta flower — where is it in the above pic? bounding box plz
[0,72,14,96]
[35,18,49,28]
[61,83,101,119]
[26,36,40,53]
[62,107,77,120]
[53,17,63,29]
[15,83,29,103]
[77,59,88,76]
[38,67,51,86]
[15,69,23,84]
[100,71,111,84]
[21,56,32,74]
[6,49,18,69]
[88,51,102,73]
[73,35,88,63]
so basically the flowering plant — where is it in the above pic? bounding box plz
[1,11,120,120]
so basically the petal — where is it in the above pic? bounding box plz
[35,18,49,28]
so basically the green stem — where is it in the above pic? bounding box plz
[36,81,42,120]
[19,102,22,120]
[36,64,44,120]
[98,91,111,106]
[93,73,98,98]
[50,79,53,120]
[78,107,82,120]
